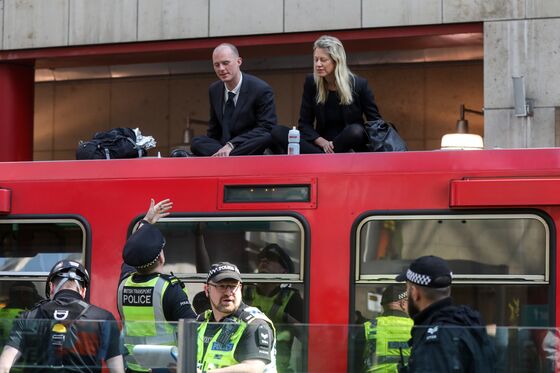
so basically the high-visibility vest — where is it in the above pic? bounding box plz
[197,307,277,373]
[0,306,28,373]
[245,287,295,325]
[245,287,296,372]
[117,275,179,372]
[0,307,24,339]
[364,315,413,373]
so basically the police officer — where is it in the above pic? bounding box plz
[197,262,276,373]
[0,281,43,342]
[117,199,196,372]
[396,255,496,372]
[244,244,303,373]
[0,260,124,373]
[362,284,412,373]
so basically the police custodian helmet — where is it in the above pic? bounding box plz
[122,223,166,269]
[45,259,90,298]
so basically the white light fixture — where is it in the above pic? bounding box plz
[441,104,484,150]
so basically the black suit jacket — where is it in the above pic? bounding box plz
[207,73,277,146]
[298,73,381,141]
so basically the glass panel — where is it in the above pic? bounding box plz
[1,319,120,371]
[156,218,303,278]
[4,320,557,373]
[0,220,84,274]
[347,324,560,373]
[184,282,305,373]
[354,284,550,328]
[0,280,45,342]
[358,216,547,280]
[224,185,310,203]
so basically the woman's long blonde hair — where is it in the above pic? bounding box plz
[313,35,354,105]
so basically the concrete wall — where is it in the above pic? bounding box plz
[138,0,208,40]
[0,0,536,49]
[4,0,559,149]
[3,0,68,49]
[0,0,551,49]
[0,0,4,50]
[484,18,560,148]
[33,62,483,160]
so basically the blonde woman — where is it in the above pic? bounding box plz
[272,35,381,153]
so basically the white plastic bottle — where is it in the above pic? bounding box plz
[287,126,300,155]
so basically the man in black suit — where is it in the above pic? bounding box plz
[191,43,277,157]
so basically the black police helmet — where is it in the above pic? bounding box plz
[45,259,90,298]
[258,244,294,273]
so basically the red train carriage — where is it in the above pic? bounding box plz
[0,148,558,372]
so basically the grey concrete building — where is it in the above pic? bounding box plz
[0,0,558,159]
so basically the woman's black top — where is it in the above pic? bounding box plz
[298,73,381,141]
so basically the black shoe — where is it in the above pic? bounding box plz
[170,149,191,157]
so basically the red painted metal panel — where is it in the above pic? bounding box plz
[0,188,11,213]
[450,177,560,207]
[0,63,34,161]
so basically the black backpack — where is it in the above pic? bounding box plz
[76,128,147,160]
[15,299,92,368]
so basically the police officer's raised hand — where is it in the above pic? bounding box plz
[143,198,173,225]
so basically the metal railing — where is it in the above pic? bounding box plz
[1,319,558,373]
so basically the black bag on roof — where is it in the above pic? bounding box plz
[365,119,408,152]
[76,127,146,160]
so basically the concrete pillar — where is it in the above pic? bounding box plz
[0,63,34,161]
[484,19,560,148]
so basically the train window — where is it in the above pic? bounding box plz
[352,214,552,372]
[150,216,306,373]
[356,214,549,282]
[0,220,85,275]
[0,219,85,342]
[354,214,551,322]
[352,282,551,372]
[150,216,304,281]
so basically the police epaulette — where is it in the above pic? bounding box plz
[161,272,185,288]
[237,309,256,324]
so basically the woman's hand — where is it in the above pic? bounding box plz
[143,198,173,225]
[314,137,334,153]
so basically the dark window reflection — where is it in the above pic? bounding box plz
[0,221,83,273]
[156,219,302,276]
[0,280,45,344]
[359,217,547,278]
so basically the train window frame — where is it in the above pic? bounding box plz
[0,218,87,278]
[133,215,306,284]
[354,213,550,284]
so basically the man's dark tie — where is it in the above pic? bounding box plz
[221,91,235,143]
